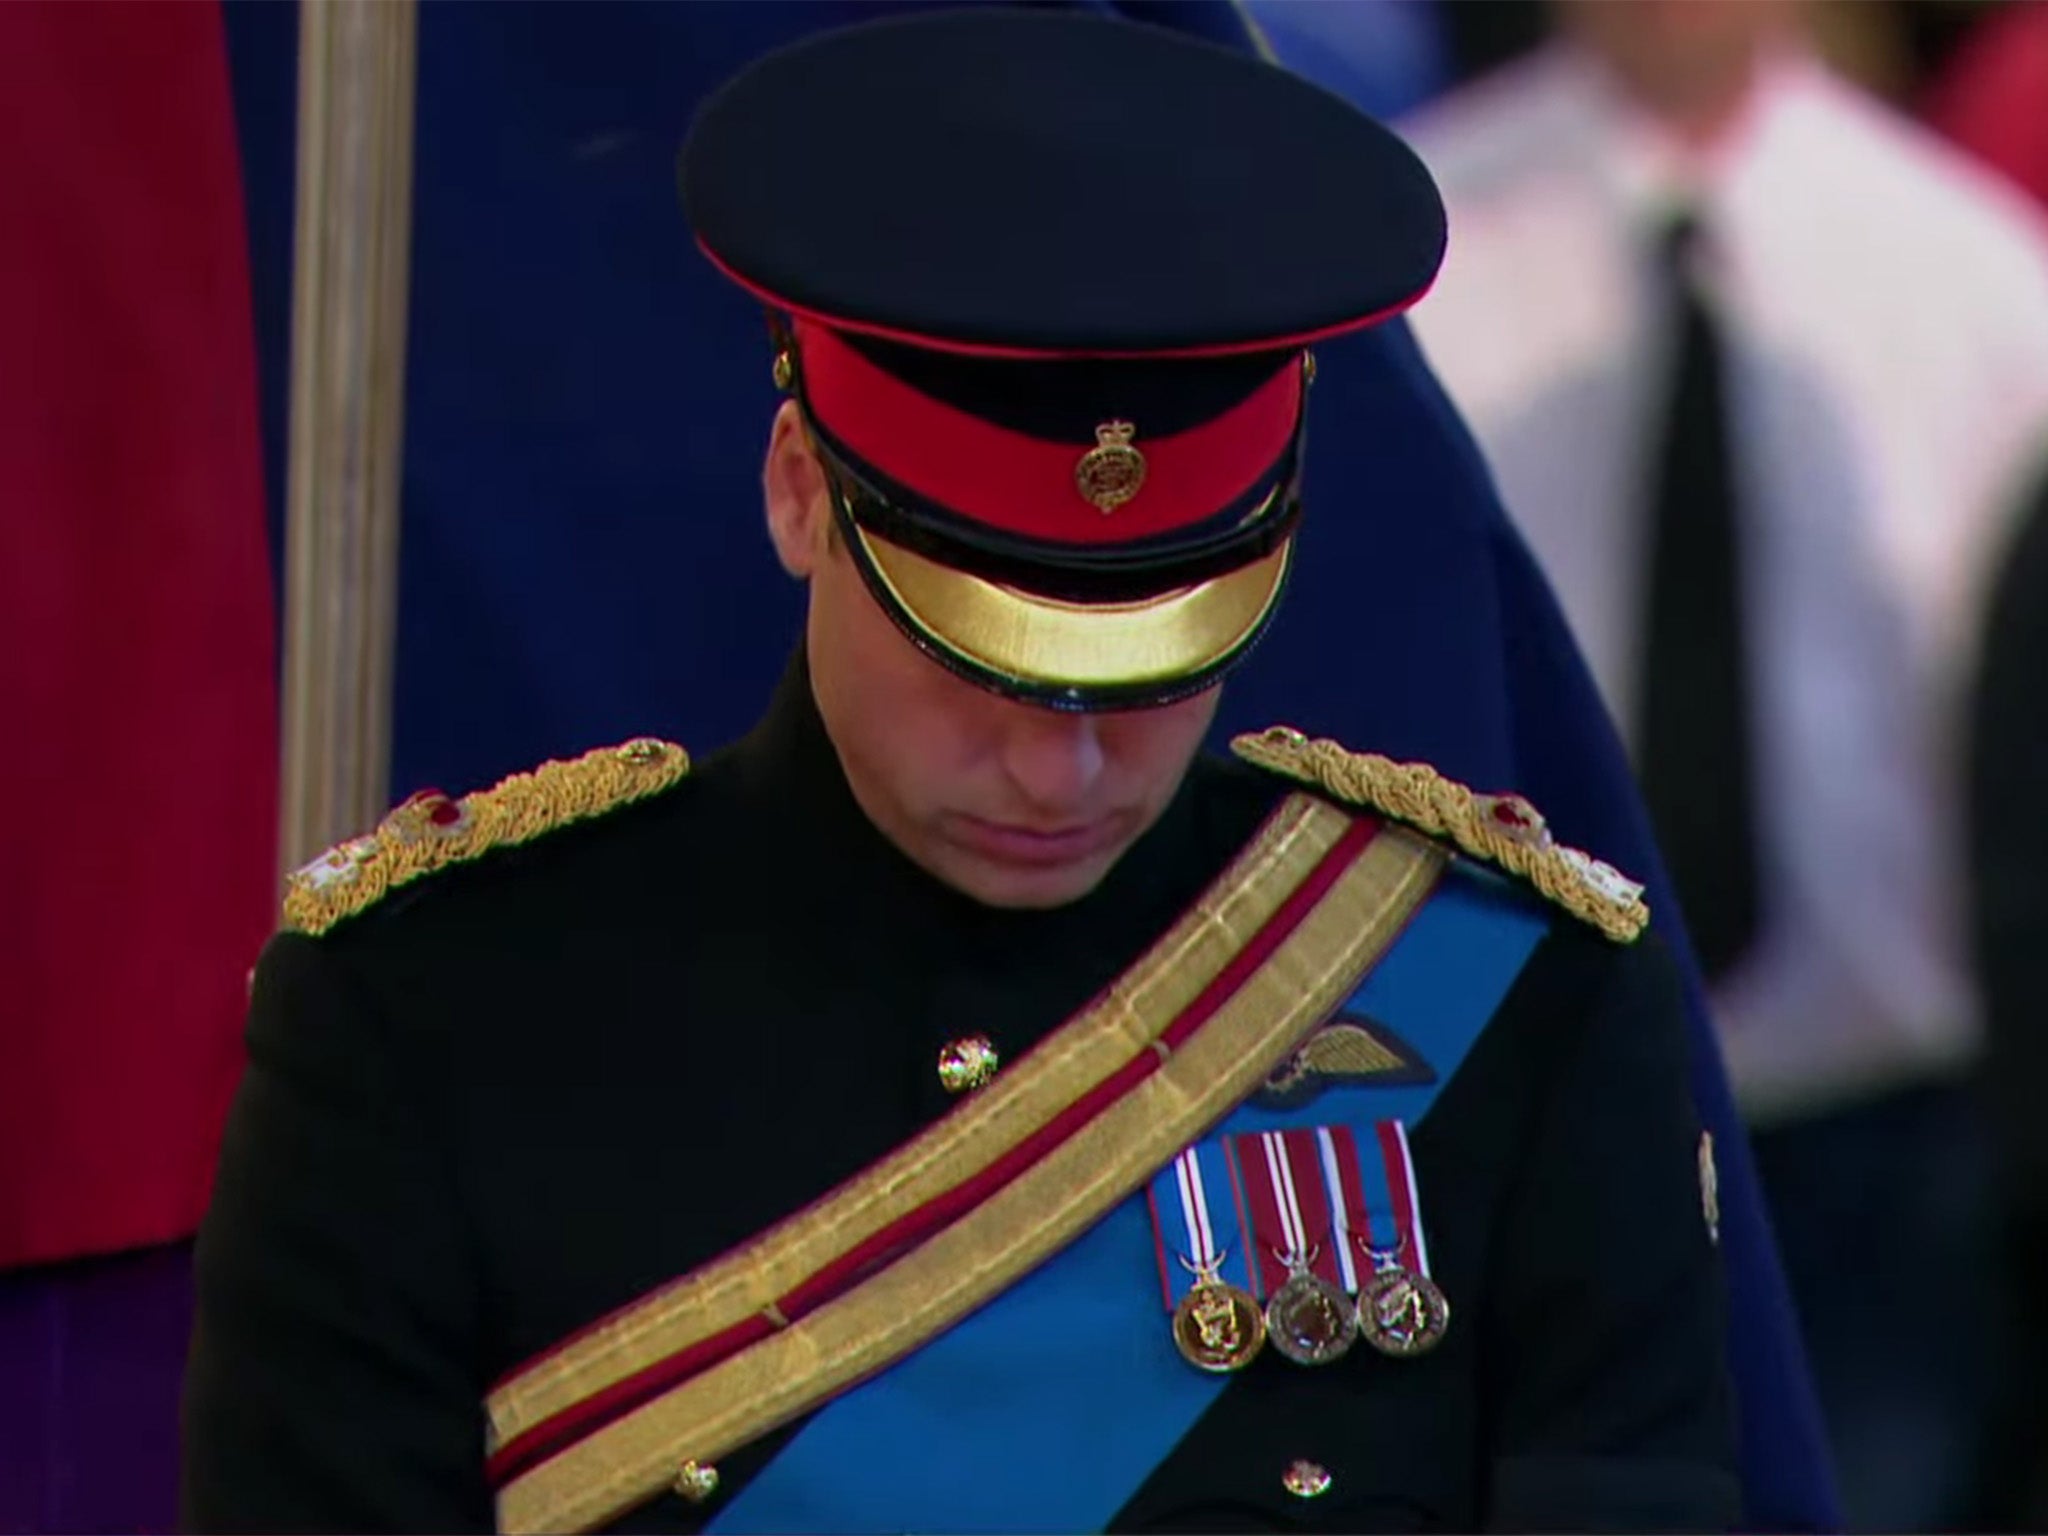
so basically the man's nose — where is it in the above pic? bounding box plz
[997,706,1107,814]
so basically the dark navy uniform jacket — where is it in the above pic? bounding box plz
[181,656,1739,1532]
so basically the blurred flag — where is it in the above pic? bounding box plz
[0,0,274,1268]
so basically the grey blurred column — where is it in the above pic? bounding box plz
[278,0,418,875]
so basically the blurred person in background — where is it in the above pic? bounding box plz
[1400,0,2048,1527]
[1927,7,2048,1522]
[1966,443,2048,1529]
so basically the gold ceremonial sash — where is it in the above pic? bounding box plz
[491,793,1447,1532]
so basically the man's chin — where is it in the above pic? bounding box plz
[935,847,1124,911]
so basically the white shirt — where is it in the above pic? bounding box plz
[1403,45,2048,1120]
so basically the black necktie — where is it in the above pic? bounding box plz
[1633,215,1762,982]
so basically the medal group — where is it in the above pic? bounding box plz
[1150,1123,1449,1374]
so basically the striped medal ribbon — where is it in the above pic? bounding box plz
[1346,1120,1450,1357]
[1231,1129,1359,1365]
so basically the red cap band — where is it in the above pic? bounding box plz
[796,317,1303,548]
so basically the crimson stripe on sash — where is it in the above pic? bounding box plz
[486,815,1380,1487]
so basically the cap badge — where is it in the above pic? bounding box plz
[1076,420,1146,513]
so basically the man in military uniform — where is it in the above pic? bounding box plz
[181,11,1738,1532]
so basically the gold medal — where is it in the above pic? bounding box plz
[1172,1277,1266,1372]
[1356,1265,1450,1357]
[1265,1268,1358,1366]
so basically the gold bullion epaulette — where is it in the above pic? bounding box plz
[282,737,690,937]
[1230,726,1648,943]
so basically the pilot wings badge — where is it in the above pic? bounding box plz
[1254,1014,1435,1109]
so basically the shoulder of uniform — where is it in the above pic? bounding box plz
[1230,726,1649,943]
[280,737,691,938]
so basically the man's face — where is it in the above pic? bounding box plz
[764,402,1220,910]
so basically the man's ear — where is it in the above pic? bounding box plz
[763,399,832,579]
